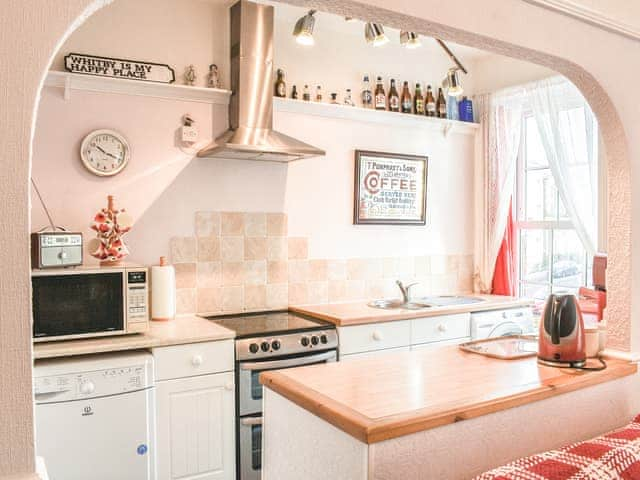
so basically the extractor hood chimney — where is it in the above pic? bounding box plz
[198,0,325,162]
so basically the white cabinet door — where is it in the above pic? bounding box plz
[156,372,235,480]
[411,313,471,345]
[337,320,411,355]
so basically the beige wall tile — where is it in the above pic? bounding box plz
[288,260,309,283]
[221,237,244,262]
[365,279,385,299]
[307,281,329,304]
[396,257,415,278]
[176,288,196,314]
[170,237,197,263]
[221,212,244,236]
[431,273,458,295]
[195,211,220,237]
[415,256,431,277]
[308,259,328,281]
[197,262,221,288]
[457,272,473,294]
[383,278,401,298]
[459,254,473,277]
[244,260,267,285]
[288,237,308,260]
[267,261,288,284]
[222,262,244,286]
[174,263,196,289]
[222,286,243,312]
[447,255,460,273]
[245,212,266,237]
[327,259,347,281]
[346,280,366,301]
[347,258,367,280]
[431,255,448,275]
[245,237,267,260]
[197,287,222,314]
[267,237,288,261]
[328,280,348,302]
[266,213,287,236]
[266,284,288,309]
[366,258,384,278]
[198,237,220,262]
[413,278,433,297]
[244,285,267,310]
[382,257,397,278]
[288,283,308,305]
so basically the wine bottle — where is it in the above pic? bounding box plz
[401,81,412,114]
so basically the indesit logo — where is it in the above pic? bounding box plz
[82,405,94,416]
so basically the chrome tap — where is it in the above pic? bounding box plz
[396,280,418,304]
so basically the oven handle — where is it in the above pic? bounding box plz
[239,350,337,371]
[241,416,263,426]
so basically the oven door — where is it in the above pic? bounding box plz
[239,415,262,480]
[238,349,337,416]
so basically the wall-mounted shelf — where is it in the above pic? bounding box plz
[273,97,480,137]
[44,71,232,105]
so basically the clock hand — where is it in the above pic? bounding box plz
[96,145,122,161]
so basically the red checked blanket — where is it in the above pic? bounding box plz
[475,414,640,480]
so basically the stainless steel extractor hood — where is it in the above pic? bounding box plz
[198,0,325,162]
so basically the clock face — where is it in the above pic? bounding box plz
[80,129,130,176]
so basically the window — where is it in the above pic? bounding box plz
[515,113,595,301]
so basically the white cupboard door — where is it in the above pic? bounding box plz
[156,372,235,480]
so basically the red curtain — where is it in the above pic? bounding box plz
[492,199,517,296]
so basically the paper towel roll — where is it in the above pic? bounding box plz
[151,256,176,321]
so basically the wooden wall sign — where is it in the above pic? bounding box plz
[353,150,428,225]
[64,53,175,84]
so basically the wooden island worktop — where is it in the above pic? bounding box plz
[261,346,637,444]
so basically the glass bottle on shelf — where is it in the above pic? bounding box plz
[413,83,424,115]
[425,85,436,117]
[388,79,400,112]
[291,85,298,100]
[315,85,323,102]
[330,93,339,104]
[344,89,355,106]
[401,81,412,114]
[303,85,311,101]
[361,75,373,109]
[436,87,447,118]
[275,68,286,98]
[446,93,458,120]
[374,76,386,110]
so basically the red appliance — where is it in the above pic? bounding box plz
[538,294,586,368]
[578,253,607,322]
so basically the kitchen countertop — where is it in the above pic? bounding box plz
[290,294,532,326]
[33,315,235,360]
[261,346,637,444]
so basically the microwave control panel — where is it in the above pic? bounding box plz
[126,269,148,323]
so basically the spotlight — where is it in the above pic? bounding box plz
[443,68,463,97]
[364,22,389,46]
[345,17,357,23]
[400,31,421,49]
[293,10,316,46]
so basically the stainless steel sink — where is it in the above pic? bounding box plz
[367,295,485,310]
[367,299,434,310]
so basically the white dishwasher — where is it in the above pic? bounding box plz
[34,351,155,480]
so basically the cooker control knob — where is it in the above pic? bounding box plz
[300,336,310,347]
[271,339,281,351]
[249,343,259,354]
[261,341,271,352]
[320,334,328,344]
[311,335,319,346]
[80,380,95,395]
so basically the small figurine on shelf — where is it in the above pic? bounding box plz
[88,195,133,265]
[207,64,220,89]
[184,65,197,86]
[344,89,355,106]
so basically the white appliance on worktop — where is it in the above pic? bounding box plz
[470,307,537,340]
[34,352,156,480]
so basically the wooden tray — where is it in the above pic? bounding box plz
[459,335,539,360]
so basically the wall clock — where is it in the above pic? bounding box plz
[80,129,130,177]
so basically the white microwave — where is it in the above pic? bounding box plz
[31,265,149,342]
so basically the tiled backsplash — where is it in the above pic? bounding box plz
[170,211,473,315]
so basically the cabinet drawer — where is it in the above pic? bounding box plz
[411,337,470,351]
[340,346,410,361]
[153,340,234,381]
[411,313,470,345]
[338,321,411,355]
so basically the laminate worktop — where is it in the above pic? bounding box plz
[291,294,532,326]
[33,315,235,359]
[261,346,637,444]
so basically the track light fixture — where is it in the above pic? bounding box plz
[364,22,389,47]
[400,31,421,49]
[436,39,468,96]
[293,10,317,46]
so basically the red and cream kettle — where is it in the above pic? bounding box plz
[538,293,586,368]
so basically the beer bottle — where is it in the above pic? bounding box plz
[361,75,373,109]
[401,81,412,114]
[291,85,298,100]
[436,87,447,118]
[413,83,424,115]
[374,76,386,110]
[388,79,400,112]
[303,85,311,102]
[425,85,436,117]
[316,85,323,102]
[275,68,286,97]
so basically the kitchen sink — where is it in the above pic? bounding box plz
[367,299,434,310]
[367,295,485,310]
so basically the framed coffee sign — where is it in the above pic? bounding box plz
[64,53,175,83]
[353,150,428,225]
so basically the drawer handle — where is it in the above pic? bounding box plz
[372,331,383,341]
[224,382,234,391]
[191,354,204,367]
[437,324,447,332]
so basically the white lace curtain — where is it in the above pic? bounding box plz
[474,76,598,293]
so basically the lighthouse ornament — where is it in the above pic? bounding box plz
[89,195,133,265]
